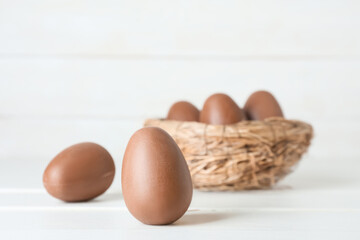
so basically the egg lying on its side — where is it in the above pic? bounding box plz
[122,127,193,225]
[43,142,115,202]
[244,90,284,121]
[166,101,199,122]
[200,93,245,125]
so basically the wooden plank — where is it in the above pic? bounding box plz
[0,209,359,240]
[0,118,141,160]
[1,188,360,210]
[1,58,359,120]
[0,0,359,56]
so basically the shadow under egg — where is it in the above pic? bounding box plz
[174,211,235,226]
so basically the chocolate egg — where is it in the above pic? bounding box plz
[199,93,245,124]
[244,90,284,121]
[166,101,199,122]
[43,142,115,202]
[122,127,193,225]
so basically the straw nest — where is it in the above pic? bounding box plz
[144,117,313,191]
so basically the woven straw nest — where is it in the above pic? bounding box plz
[144,117,313,191]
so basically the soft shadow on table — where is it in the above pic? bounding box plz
[90,192,123,203]
[174,211,234,226]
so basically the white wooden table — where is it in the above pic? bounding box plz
[1,0,360,238]
[1,154,360,239]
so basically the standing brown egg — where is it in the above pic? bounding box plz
[199,93,245,125]
[43,142,115,202]
[166,101,199,122]
[244,90,284,121]
[122,127,193,225]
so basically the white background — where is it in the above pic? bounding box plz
[1,1,360,239]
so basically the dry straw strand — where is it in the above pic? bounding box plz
[144,117,313,191]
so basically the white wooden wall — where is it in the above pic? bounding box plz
[1,0,360,171]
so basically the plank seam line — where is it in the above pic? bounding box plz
[1,54,360,61]
[0,207,359,213]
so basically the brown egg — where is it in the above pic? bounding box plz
[244,90,284,121]
[166,101,199,122]
[43,142,115,202]
[122,127,193,225]
[199,93,245,124]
